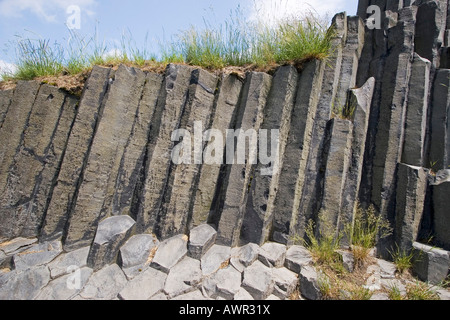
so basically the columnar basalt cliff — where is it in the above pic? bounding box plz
[1,0,450,298]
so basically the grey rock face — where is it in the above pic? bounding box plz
[118,234,159,277]
[188,224,217,260]
[87,215,136,271]
[150,234,188,274]
[0,265,50,300]
[271,59,324,245]
[13,241,62,271]
[191,74,243,228]
[432,180,450,250]
[299,265,323,300]
[164,256,202,298]
[215,72,272,247]
[258,242,286,268]
[201,244,231,276]
[64,65,146,251]
[284,245,313,274]
[272,267,298,299]
[80,264,127,300]
[203,265,242,299]
[412,242,450,285]
[35,267,93,300]
[230,243,259,272]
[136,64,194,236]
[118,267,167,300]
[242,260,274,300]
[0,238,37,256]
[40,66,111,242]
[48,246,90,279]
[395,164,427,251]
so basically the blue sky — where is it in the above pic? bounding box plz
[0,0,358,75]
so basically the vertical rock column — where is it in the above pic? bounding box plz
[190,74,243,228]
[402,53,431,167]
[334,16,365,112]
[395,164,428,252]
[136,64,193,236]
[429,69,450,171]
[40,66,112,242]
[317,119,353,237]
[294,12,347,238]
[432,174,450,250]
[158,69,218,239]
[110,73,163,218]
[340,77,375,242]
[240,65,298,245]
[0,89,13,129]
[0,84,77,238]
[64,65,147,251]
[215,72,272,247]
[270,60,325,244]
[371,7,416,220]
[0,81,40,198]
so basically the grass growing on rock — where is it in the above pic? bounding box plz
[0,7,335,85]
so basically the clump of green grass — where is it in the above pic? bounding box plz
[2,6,335,82]
[345,203,392,266]
[405,281,440,300]
[389,245,415,274]
[303,212,343,270]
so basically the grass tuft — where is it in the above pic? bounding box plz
[1,7,334,82]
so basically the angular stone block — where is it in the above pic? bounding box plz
[187,224,217,260]
[80,264,127,300]
[200,244,231,276]
[13,241,62,271]
[395,164,428,251]
[35,267,93,300]
[48,246,90,279]
[0,265,50,300]
[203,266,242,300]
[118,233,159,278]
[150,234,188,274]
[87,215,136,271]
[272,267,298,300]
[164,256,202,299]
[258,242,286,268]
[118,267,167,300]
[230,243,259,272]
[412,242,450,285]
[242,260,274,300]
[284,245,313,274]
[299,265,323,300]
[0,237,37,256]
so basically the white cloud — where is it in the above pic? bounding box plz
[248,0,349,25]
[0,60,17,81]
[0,0,97,22]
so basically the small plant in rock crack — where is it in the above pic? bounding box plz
[345,202,392,267]
[388,244,415,275]
[303,211,343,269]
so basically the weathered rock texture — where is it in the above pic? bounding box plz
[1,1,450,294]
